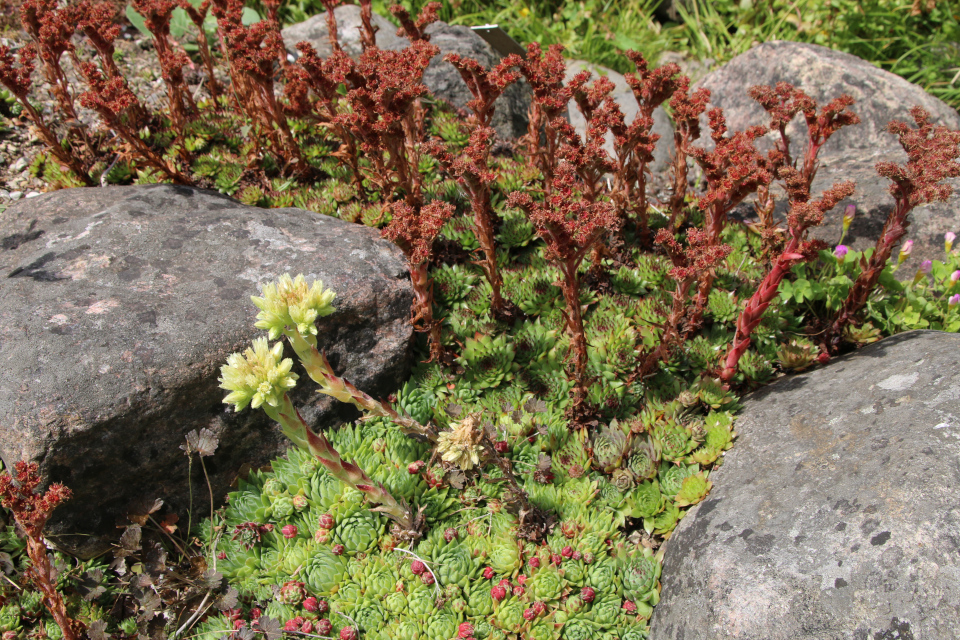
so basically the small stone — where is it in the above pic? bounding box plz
[8,191,21,200]
[11,157,26,172]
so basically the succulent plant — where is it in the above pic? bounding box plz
[626,437,660,481]
[592,426,628,473]
[619,547,663,608]
[707,288,740,323]
[776,337,819,372]
[497,208,537,248]
[737,349,774,383]
[674,472,712,507]
[650,417,702,464]
[433,263,479,310]
[843,321,882,345]
[458,333,518,390]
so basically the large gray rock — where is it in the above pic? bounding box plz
[564,60,676,177]
[280,4,405,60]
[0,185,412,557]
[650,330,960,640]
[282,7,531,141]
[692,41,960,275]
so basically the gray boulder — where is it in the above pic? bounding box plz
[282,7,531,141]
[650,330,960,640]
[564,60,676,177]
[0,185,413,557]
[280,4,405,60]
[692,41,960,275]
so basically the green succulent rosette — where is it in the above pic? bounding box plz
[436,543,478,588]
[494,598,526,631]
[301,547,347,596]
[486,535,522,576]
[530,565,565,602]
[407,586,438,617]
[335,509,385,555]
[458,333,518,390]
[674,472,712,507]
[425,610,462,640]
[620,549,662,606]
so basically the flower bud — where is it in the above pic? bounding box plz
[314,528,331,543]
[494,440,509,453]
[482,567,495,579]
[950,294,960,307]
[523,608,536,621]
[444,527,458,542]
[580,586,596,603]
[512,585,525,597]
[491,585,507,601]
[318,513,335,529]
[921,259,933,274]
[561,546,574,558]
[528,557,541,569]
[340,627,358,640]
[458,623,474,638]
[292,494,308,511]
[284,617,304,632]
[301,621,313,634]
[331,544,345,556]
[898,239,914,264]
[411,560,427,575]
[834,244,848,259]
[623,600,638,614]
[407,460,425,474]
[316,620,332,635]
[952,270,960,283]
[303,597,319,612]
[281,525,298,539]
[946,231,956,253]
[420,572,435,585]
[842,204,855,232]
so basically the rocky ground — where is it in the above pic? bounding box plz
[0,26,228,212]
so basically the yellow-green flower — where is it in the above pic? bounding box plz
[251,274,336,341]
[220,337,298,411]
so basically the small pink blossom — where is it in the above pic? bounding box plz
[898,239,914,263]
[920,259,933,274]
[842,204,855,231]
[950,294,960,307]
[834,244,848,259]
[946,231,956,253]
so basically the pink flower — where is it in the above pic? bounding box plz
[946,232,956,253]
[898,239,914,264]
[281,524,298,539]
[842,204,855,231]
[949,294,960,306]
[952,270,960,282]
[834,244,848,259]
[920,259,933,274]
